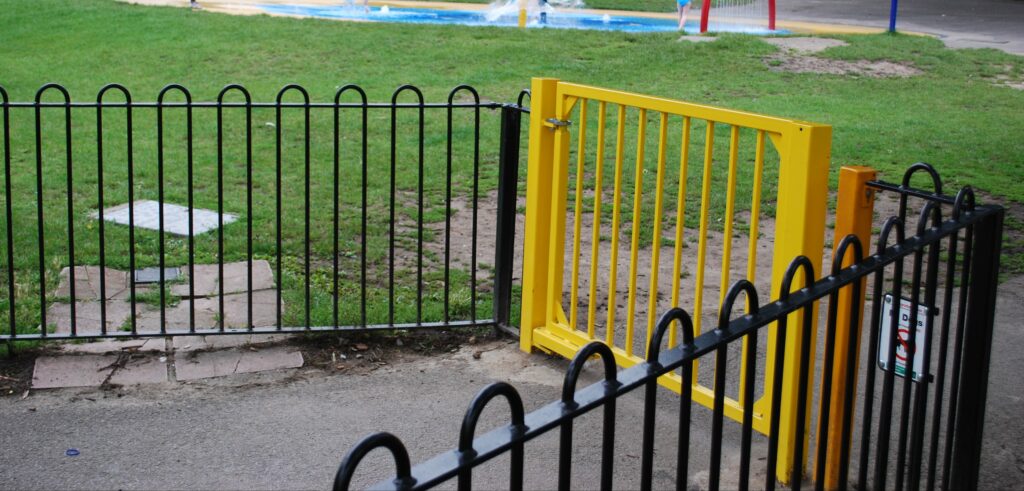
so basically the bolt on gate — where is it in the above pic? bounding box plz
[519,77,831,481]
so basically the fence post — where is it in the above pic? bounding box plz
[494,105,522,334]
[519,78,559,353]
[949,207,1003,489]
[769,122,832,484]
[818,166,876,490]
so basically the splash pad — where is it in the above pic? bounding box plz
[254,1,786,34]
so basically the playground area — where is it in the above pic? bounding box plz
[1,0,1023,489]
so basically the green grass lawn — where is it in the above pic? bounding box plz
[1,0,1022,339]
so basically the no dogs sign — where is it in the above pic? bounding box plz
[877,294,933,382]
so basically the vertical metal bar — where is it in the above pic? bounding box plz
[96,97,108,334]
[586,101,607,339]
[640,363,657,491]
[217,93,226,332]
[156,92,167,335]
[895,229,928,491]
[469,98,479,322]
[605,105,626,345]
[746,131,765,286]
[709,344,728,491]
[813,301,837,488]
[389,96,397,325]
[494,106,522,329]
[63,95,75,335]
[360,94,368,327]
[766,318,788,491]
[926,229,961,490]
[719,126,740,307]
[417,97,425,324]
[445,98,454,322]
[792,300,815,491]
[0,88,14,340]
[837,265,865,487]
[644,113,669,351]
[186,96,195,333]
[677,349,694,491]
[909,219,942,490]
[558,416,573,491]
[949,209,1002,490]
[333,92,341,330]
[942,222,974,490]
[624,109,647,356]
[244,92,253,331]
[739,331,757,491]
[303,96,311,331]
[125,91,137,335]
[669,117,691,348]
[275,95,283,331]
[873,233,906,490]
[33,94,47,337]
[568,100,588,331]
[693,122,715,340]
[857,268,887,487]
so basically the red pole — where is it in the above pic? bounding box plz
[768,0,776,30]
[699,0,711,32]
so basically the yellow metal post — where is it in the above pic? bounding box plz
[519,78,559,353]
[518,0,528,28]
[768,123,832,484]
[817,166,876,490]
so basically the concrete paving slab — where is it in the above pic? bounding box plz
[170,260,275,298]
[134,299,219,332]
[108,356,169,385]
[31,355,115,389]
[93,200,237,236]
[173,333,293,352]
[46,301,134,335]
[175,346,303,381]
[59,338,166,354]
[55,266,129,300]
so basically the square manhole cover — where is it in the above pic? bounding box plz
[134,267,181,284]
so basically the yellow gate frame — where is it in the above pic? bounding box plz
[519,78,832,482]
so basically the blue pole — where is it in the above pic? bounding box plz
[889,0,898,32]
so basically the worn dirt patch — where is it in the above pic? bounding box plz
[764,36,849,53]
[765,53,922,77]
[763,37,920,78]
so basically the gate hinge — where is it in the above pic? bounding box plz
[543,118,572,130]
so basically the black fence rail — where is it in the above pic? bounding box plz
[0,83,528,341]
[335,164,1003,490]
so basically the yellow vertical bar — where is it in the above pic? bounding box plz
[519,77,560,353]
[543,94,577,329]
[719,126,740,306]
[740,130,765,408]
[771,122,831,484]
[645,113,669,354]
[669,117,691,349]
[692,121,716,339]
[605,105,627,346]
[586,102,607,339]
[721,126,745,405]
[746,131,765,284]
[568,101,589,332]
[624,109,647,357]
[817,166,876,490]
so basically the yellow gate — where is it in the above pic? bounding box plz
[519,78,831,481]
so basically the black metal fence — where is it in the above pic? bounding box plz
[335,164,1003,490]
[0,83,528,341]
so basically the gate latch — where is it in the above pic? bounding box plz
[543,118,572,130]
